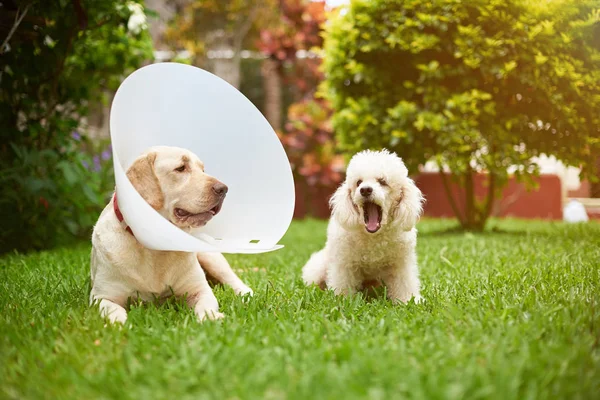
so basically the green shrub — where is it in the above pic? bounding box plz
[0,0,153,253]
[1,136,114,252]
[322,0,600,229]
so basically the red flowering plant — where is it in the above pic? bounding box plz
[280,99,344,188]
[257,0,325,98]
[258,0,343,216]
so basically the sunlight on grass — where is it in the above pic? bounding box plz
[1,219,599,399]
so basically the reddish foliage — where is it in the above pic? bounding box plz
[258,0,341,206]
[257,0,325,97]
[279,98,344,187]
[39,197,49,210]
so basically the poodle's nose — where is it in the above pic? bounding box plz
[212,182,228,196]
[360,186,373,197]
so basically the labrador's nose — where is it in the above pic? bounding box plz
[212,182,228,196]
[360,186,373,197]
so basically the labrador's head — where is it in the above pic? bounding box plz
[126,146,227,229]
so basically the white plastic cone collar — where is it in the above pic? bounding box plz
[110,63,295,253]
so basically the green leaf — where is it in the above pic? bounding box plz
[58,161,79,186]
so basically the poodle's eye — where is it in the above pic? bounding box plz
[378,178,388,186]
[174,165,186,172]
[357,179,363,187]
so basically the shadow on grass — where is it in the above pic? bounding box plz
[418,218,600,239]
[419,225,529,237]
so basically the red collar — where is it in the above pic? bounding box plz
[113,192,134,237]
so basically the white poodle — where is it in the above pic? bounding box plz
[302,149,425,303]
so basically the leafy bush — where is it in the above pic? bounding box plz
[1,136,114,251]
[0,0,153,253]
[322,0,600,229]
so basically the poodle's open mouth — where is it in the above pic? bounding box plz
[363,201,382,233]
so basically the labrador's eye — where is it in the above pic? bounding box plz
[174,165,186,172]
[378,178,387,186]
[357,179,363,187]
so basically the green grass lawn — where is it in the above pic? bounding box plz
[1,219,599,400]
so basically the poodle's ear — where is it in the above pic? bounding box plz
[126,152,164,211]
[330,182,360,228]
[392,178,424,231]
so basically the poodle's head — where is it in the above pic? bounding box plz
[330,149,424,233]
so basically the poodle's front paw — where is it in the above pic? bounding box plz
[332,285,357,296]
[390,293,423,305]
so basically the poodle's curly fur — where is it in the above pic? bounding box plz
[302,149,425,303]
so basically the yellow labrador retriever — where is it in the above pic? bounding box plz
[90,146,252,324]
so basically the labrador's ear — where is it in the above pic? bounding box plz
[126,152,164,210]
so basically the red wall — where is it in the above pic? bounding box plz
[414,173,562,220]
[567,179,590,198]
[293,182,331,219]
[294,173,564,220]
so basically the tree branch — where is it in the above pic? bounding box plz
[0,4,31,54]
[233,4,260,50]
[480,171,496,222]
[72,0,88,30]
[492,184,525,217]
[439,170,466,225]
[464,164,475,228]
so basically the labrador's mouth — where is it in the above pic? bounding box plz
[363,201,382,233]
[174,200,223,227]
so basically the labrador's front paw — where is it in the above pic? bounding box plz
[103,307,127,324]
[234,285,254,297]
[196,308,225,322]
[97,298,128,325]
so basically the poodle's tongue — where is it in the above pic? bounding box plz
[364,202,380,233]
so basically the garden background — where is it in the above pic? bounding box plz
[1,0,599,253]
[1,1,599,398]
